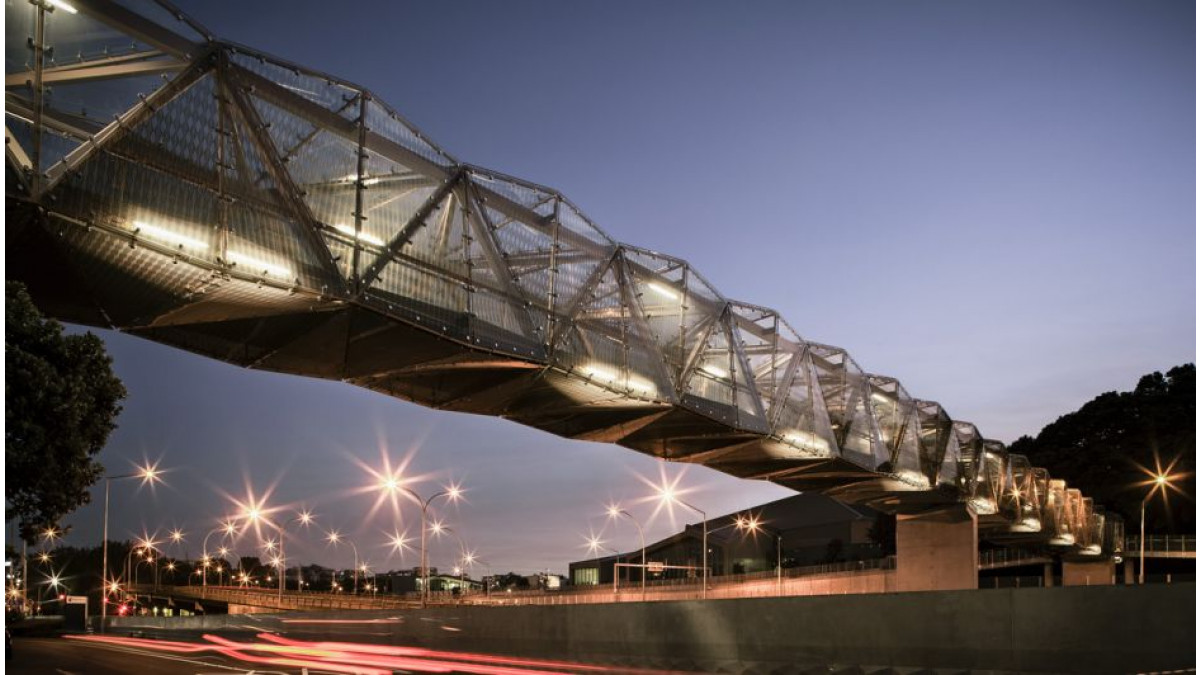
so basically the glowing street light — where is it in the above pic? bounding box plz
[201,520,239,591]
[657,488,708,599]
[100,461,164,630]
[1136,459,1185,585]
[376,476,464,608]
[326,530,361,595]
[605,504,647,601]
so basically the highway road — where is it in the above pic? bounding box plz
[8,634,692,674]
[9,636,292,674]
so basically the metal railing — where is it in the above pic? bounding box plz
[1125,535,1195,555]
[978,549,1054,569]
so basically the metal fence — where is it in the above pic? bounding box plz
[1125,535,1195,555]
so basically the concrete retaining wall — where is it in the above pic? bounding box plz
[109,583,1195,673]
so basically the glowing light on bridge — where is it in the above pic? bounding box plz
[132,221,208,250]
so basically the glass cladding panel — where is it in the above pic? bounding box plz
[244,93,358,234]
[557,200,614,248]
[367,259,468,339]
[478,203,553,304]
[360,149,438,253]
[953,422,982,497]
[685,313,734,409]
[1006,454,1032,520]
[472,171,556,215]
[42,8,156,71]
[5,113,82,174]
[120,72,216,184]
[47,148,219,292]
[940,434,961,488]
[44,74,167,131]
[6,1,36,74]
[622,248,687,382]
[469,286,546,359]
[232,51,360,119]
[614,256,673,400]
[553,261,632,393]
[395,190,468,277]
[916,402,951,485]
[109,0,208,42]
[366,99,453,168]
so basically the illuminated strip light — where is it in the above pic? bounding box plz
[782,430,830,454]
[582,364,658,398]
[133,221,208,250]
[226,251,293,279]
[47,0,78,13]
[700,363,728,379]
[645,281,678,300]
[332,223,384,246]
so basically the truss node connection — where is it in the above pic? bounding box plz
[4,0,1119,554]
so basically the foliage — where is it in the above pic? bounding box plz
[1008,364,1195,535]
[5,282,127,544]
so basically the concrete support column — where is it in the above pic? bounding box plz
[1043,562,1055,588]
[1062,558,1115,586]
[895,504,977,592]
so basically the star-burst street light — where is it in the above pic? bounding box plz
[605,504,647,601]
[100,461,164,630]
[1135,456,1187,585]
[375,474,463,608]
[326,530,361,594]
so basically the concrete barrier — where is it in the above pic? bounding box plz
[108,583,1194,673]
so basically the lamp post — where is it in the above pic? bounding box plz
[585,534,622,593]
[326,530,360,594]
[99,463,162,631]
[378,479,463,608]
[605,505,647,601]
[429,522,471,600]
[201,521,238,590]
[1140,472,1170,585]
[658,490,707,599]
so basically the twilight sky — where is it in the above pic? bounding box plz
[42,0,1195,575]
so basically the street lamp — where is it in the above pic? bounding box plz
[736,514,783,595]
[585,533,622,592]
[605,504,647,601]
[1140,472,1172,585]
[429,522,473,599]
[657,488,708,599]
[326,530,361,594]
[378,478,463,608]
[201,520,239,590]
[100,461,163,630]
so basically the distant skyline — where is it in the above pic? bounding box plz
[19,0,1195,575]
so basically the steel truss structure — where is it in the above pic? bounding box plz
[5,0,1119,553]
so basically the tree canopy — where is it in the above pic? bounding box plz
[1008,364,1195,535]
[5,281,126,543]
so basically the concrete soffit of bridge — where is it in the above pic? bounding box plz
[3,0,1117,553]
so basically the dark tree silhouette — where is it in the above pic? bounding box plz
[1009,364,1195,535]
[6,281,126,543]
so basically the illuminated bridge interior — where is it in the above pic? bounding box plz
[5,0,1120,554]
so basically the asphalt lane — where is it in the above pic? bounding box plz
[8,636,292,674]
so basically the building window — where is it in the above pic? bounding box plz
[573,567,598,585]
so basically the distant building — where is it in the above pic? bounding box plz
[568,493,882,586]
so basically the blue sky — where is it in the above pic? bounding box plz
[40,0,1196,574]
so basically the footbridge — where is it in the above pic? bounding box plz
[6,0,1121,590]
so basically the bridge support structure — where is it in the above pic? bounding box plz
[895,504,978,592]
[1061,557,1115,587]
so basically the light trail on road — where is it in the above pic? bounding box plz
[64,633,694,674]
